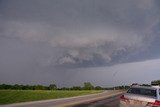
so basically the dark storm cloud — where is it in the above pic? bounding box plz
[0,0,160,86]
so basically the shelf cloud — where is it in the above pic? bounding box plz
[0,0,160,86]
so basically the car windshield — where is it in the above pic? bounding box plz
[127,87,157,98]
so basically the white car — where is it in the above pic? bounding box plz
[119,85,160,107]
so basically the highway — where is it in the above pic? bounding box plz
[70,94,121,107]
[0,91,124,107]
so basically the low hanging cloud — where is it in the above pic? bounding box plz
[1,0,160,86]
[0,0,160,68]
[1,20,157,68]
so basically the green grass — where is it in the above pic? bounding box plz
[0,90,102,105]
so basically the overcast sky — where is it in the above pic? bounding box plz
[0,0,160,87]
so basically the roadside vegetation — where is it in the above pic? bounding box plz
[0,82,129,105]
[0,90,102,104]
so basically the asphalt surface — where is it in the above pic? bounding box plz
[70,94,121,107]
[0,91,124,107]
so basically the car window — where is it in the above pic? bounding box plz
[127,87,156,97]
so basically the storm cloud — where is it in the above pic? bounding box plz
[0,0,160,86]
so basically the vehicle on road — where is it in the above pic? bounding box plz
[119,85,160,107]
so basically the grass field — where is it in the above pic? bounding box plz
[0,90,102,105]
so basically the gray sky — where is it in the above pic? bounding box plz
[0,0,160,87]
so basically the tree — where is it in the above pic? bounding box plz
[83,82,94,90]
[70,86,82,90]
[0,84,12,89]
[49,84,57,90]
[95,86,103,90]
[151,80,160,85]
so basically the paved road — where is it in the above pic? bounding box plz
[0,91,124,107]
[70,94,121,107]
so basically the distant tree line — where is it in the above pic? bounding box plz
[151,80,160,85]
[0,82,129,90]
[0,84,57,90]
[105,85,130,90]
